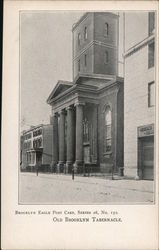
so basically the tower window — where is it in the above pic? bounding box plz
[84,27,87,40]
[104,23,109,36]
[78,59,80,71]
[104,106,112,152]
[84,54,87,67]
[148,42,154,68]
[104,51,109,64]
[78,33,81,46]
[148,81,155,107]
[149,12,155,35]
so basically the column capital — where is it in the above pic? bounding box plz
[66,105,73,111]
[52,111,58,118]
[74,101,85,107]
[59,109,65,115]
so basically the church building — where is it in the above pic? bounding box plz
[47,12,124,175]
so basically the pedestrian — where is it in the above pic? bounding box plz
[72,167,74,180]
[36,164,39,176]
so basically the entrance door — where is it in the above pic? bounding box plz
[84,146,90,163]
[36,152,42,165]
[141,137,154,180]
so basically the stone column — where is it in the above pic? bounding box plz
[74,102,84,173]
[57,110,65,173]
[50,113,58,172]
[66,106,75,173]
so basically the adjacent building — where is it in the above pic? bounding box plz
[47,12,124,175]
[124,12,155,180]
[21,124,53,172]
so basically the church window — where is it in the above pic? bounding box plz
[78,59,80,71]
[104,22,109,36]
[104,106,112,152]
[83,118,89,142]
[84,54,87,67]
[84,27,87,40]
[78,33,81,46]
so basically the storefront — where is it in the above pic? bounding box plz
[138,124,154,180]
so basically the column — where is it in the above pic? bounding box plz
[93,104,98,164]
[74,102,84,173]
[66,106,75,173]
[57,110,65,173]
[50,113,59,172]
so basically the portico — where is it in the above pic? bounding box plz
[48,80,99,173]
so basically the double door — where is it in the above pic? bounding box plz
[139,136,154,180]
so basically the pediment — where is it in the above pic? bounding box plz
[47,80,73,104]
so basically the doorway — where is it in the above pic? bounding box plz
[139,136,154,180]
[36,151,42,165]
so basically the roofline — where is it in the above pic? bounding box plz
[46,80,73,104]
[124,34,155,58]
[73,73,122,83]
[72,12,119,32]
[72,12,89,31]
[22,124,51,135]
[48,75,124,105]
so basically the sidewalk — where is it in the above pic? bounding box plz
[20,172,154,194]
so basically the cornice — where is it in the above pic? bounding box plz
[72,12,118,32]
[73,40,117,61]
[72,12,90,32]
[124,34,155,58]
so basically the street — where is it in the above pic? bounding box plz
[19,172,154,204]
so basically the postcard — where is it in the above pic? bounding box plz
[1,0,159,249]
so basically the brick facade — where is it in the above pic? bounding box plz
[21,124,53,171]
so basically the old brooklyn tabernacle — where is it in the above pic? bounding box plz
[21,12,155,180]
[47,12,124,176]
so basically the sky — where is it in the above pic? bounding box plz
[20,12,124,131]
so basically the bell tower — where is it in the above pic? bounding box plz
[72,12,119,80]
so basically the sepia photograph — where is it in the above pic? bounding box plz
[2,1,158,250]
[19,10,155,205]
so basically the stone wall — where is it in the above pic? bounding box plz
[98,83,123,173]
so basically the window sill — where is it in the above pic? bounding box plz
[103,151,112,156]
[148,105,155,108]
[148,65,154,69]
[83,142,90,146]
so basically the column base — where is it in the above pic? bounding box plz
[73,161,84,174]
[118,167,124,177]
[50,161,58,173]
[57,162,65,173]
[135,175,140,180]
[66,161,73,174]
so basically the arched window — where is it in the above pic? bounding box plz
[78,59,80,71]
[104,106,112,152]
[104,51,108,64]
[104,22,109,36]
[78,33,81,46]
[83,118,89,142]
[84,54,87,67]
[84,27,87,40]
